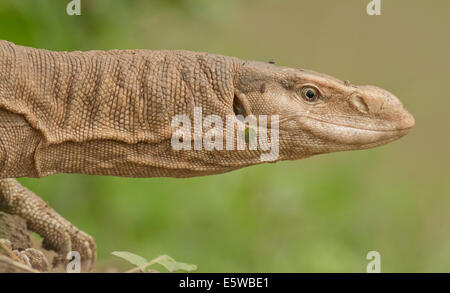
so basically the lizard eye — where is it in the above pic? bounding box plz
[300,86,320,102]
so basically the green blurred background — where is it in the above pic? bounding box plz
[0,0,448,272]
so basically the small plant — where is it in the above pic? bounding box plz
[112,251,197,273]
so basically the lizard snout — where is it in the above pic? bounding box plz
[353,86,415,132]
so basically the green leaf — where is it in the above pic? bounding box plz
[112,251,197,273]
[112,251,148,271]
[152,254,197,272]
[244,127,256,144]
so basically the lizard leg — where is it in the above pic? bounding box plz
[0,178,96,272]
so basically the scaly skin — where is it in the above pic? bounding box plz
[0,40,414,271]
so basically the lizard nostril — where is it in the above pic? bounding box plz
[349,95,369,114]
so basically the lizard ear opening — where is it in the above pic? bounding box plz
[233,91,251,118]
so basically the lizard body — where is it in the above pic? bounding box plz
[0,41,414,271]
[0,40,241,178]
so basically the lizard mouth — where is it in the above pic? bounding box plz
[303,116,414,146]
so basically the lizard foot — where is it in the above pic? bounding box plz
[0,178,96,272]
[46,225,96,272]
[0,238,50,271]
[15,247,51,272]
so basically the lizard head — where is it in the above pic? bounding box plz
[234,61,415,159]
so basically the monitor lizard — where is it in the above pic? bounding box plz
[0,40,415,271]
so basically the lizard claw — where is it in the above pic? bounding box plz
[67,228,97,272]
[1,238,51,271]
[44,224,97,272]
[15,248,51,272]
[0,178,97,272]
